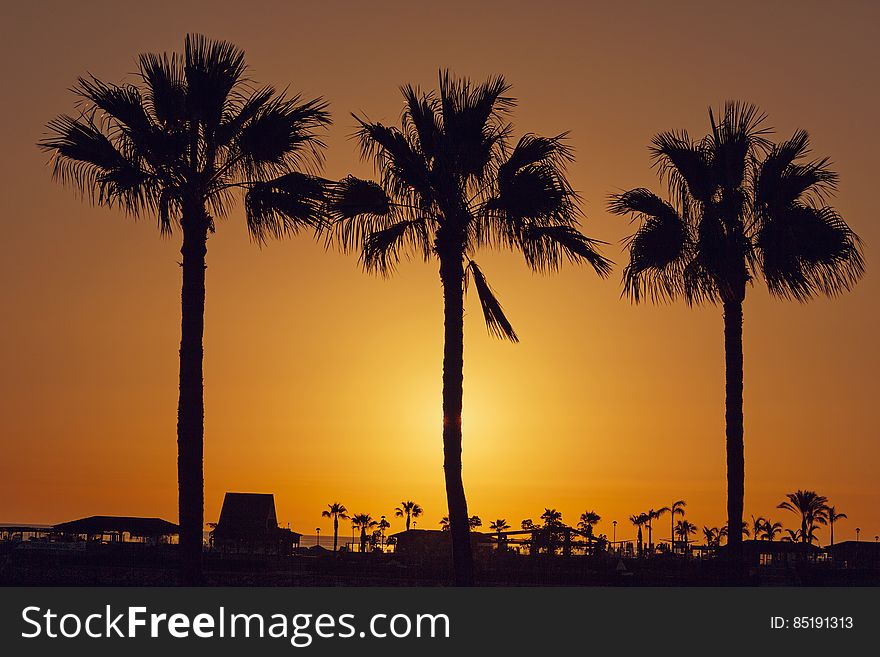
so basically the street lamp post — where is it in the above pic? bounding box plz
[315,527,320,548]
[612,520,617,547]
[856,527,861,542]
[381,515,386,551]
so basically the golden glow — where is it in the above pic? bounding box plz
[1,1,877,545]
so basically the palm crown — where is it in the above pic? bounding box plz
[609,102,863,305]
[394,500,424,531]
[39,34,331,241]
[329,71,611,339]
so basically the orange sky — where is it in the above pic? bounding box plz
[1,1,877,545]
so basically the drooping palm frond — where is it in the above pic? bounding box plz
[40,114,160,215]
[519,225,612,277]
[233,95,330,179]
[244,171,330,242]
[650,129,715,204]
[362,219,430,275]
[757,205,864,301]
[467,260,518,342]
[327,175,396,252]
[609,188,689,302]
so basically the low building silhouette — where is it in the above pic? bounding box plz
[210,492,300,555]
[53,516,178,544]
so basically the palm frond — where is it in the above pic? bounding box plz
[183,33,246,127]
[467,260,518,342]
[650,130,714,203]
[244,171,330,243]
[138,51,187,127]
[757,205,864,300]
[609,188,689,302]
[520,225,612,278]
[39,114,158,215]
[234,94,330,178]
[327,175,395,253]
[362,219,430,275]
[755,129,839,213]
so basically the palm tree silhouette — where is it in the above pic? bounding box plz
[468,516,483,530]
[759,520,783,541]
[394,500,424,531]
[577,511,601,537]
[675,519,697,552]
[489,519,510,548]
[666,500,686,552]
[826,505,847,546]
[540,509,564,527]
[750,515,767,541]
[645,508,667,553]
[630,513,647,557]
[321,503,349,552]
[328,73,611,584]
[610,103,863,565]
[702,526,722,548]
[39,35,331,584]
[351,513,378,552]
[778,490,829,545]
[520,519,538,531]
[439,516,450,531]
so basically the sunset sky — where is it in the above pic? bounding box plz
[1,1,877,545]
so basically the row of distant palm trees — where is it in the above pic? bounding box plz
[321,501,422,552]
[41,34,865,585]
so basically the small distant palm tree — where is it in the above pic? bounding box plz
[630,514,647,557]
[666,500,686,551]
[489,519,510,548]
[577,511,601,537]
[703,526,722,548]
[468,516,483,530]
[351,514,378,552]
[825,506,847,546]
[610,104,864,564]
[39,34,332,584]
[760,520,784,541]
[782,528,802,543]
[720,521,750,544]
[394,500,424,531]
[520,519,538,531]
[778,490,829,545]
[645,508,667,552]
[750,515,767,540]
[439,516,450,531]
[329,73,611,585]
[321,503,349,552]
[541,509,564,527]
[675,520,697,551]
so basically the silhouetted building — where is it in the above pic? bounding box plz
[211,492,299,555]
[741,539,822,567]
[52,516,178,544]
[826,541,880,569]
[391,529,493,563]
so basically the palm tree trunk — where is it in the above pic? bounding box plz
[440,254,474,586]
[177,215,208,586]
[830,520,834,546]
[333,517,339,552]
[723,297,745,570]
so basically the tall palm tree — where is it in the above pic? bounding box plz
[351,513,378,552]
[610,103,864,565]
[321,503,349,552]
[778,490,829,545]
[328,73,610,585]
[825,505,847,546]
[667,500,686,552]
[675,520,697,551]
[577,511,601,537]
[39,35,331,584]
[760,520,784,541]
[394,500,424,531]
